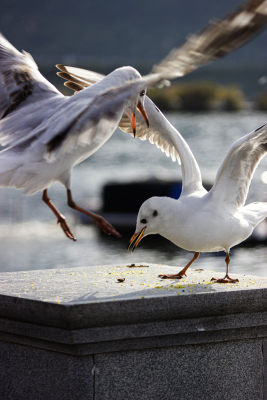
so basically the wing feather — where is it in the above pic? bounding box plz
[210,123,267,207]
[152,0,267,81]
[56,1,267,94]
[42,78,146,162]
[118,96,204,194]
[0,34,63,146]
[56,64,105,92]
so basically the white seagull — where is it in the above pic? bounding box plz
[0,36,150,240]
[127,101,267,283]
[0,0,266,241]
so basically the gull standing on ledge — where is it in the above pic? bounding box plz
[0,0,267,241]
[127,102,267,282]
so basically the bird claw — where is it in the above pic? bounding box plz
[158,273,184,280]
[93,215,121,238]
[211,276,239,283]
[57,217,77,241]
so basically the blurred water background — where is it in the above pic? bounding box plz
[0,111,266,276]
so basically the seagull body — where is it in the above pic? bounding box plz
[127,99,267,282]
[142,195,260,253]
[0,66,143,194]
[0,0,267,240]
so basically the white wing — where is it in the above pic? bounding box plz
[0,33,64,146]
[7,74,146,164]
[120,96,203,195]
[152,0,267,81]
[43,82,144,161]
[210,123,267,208]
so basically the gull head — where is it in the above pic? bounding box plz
[131,86,149,136]
[128,197,164,251]
[112,66,149,135]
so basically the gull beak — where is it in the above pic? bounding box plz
[137,101,149,128]
[128,227,146,252]
[129,102,149,138]
[131,112,136,137]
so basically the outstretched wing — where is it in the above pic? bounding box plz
[0,33,63,146]
[4,73,146,167]
[210,123,267,208]
[40,77,147,162]
[120,96,203,195]
[152,0,267,81]
[119,96,181,162]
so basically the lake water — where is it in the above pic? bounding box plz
[0,111,266,277]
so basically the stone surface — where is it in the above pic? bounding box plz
[0,264,266,399]
[0,341,94,400]
[0,264,266,331]
[0,263,266,304]
[95,340,263,400]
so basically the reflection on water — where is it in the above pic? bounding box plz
[0,112,266,276]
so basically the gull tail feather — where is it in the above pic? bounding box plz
[0,153,22,187]
[242,201,267,227]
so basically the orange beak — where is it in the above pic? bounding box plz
[128,227,146,252]
[129,102,149,138]
[131,112,136,136]
[137,101,149,128]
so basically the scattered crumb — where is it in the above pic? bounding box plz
[126,264,149,268]
[117,278,125,283]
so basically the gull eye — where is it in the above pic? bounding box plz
[140,89,145,97]
[140,218,147,224]
[153,210,158,217]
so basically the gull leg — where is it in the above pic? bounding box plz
[42,189,76,241]
[211,251,239,283]
[67,189,121,238]
[159,252,200,279]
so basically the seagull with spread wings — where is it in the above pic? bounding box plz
[0,37,149,240]
[0,0,266,241]
[126,100,267,283]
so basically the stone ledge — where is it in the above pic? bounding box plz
[0,264,266,355]
[0,264,266,400]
